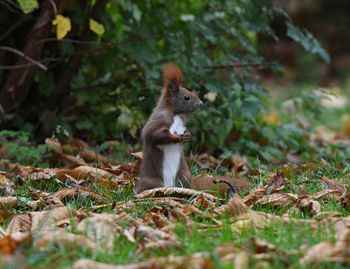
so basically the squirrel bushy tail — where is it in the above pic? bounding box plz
[163,63,182,88]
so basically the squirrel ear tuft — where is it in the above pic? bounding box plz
[167,79,179,93]
[163,63,182,89]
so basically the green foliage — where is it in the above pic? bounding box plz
[286,22,330,63]
[15,0,329,163]
[0,130,51,167]
[17,0,38,14]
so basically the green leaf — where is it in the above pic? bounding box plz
[132,4,142,21]
[89,19,105,36]
[17,0,38,14]
[37,70,55,97]
[234,98,242,111]
[18,197,30,203]
[286,22,330,63]
[76,119,93,130]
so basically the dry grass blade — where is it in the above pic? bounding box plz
[72,259,159,269]
[135,187,216,202]
[86,197,187,213]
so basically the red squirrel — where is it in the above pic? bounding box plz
[135,63,253,195]
[135,63,202,193]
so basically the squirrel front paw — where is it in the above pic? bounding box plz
[180,129,191,143]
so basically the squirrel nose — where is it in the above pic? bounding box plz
[194,100,203,112]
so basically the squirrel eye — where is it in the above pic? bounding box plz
[184,95,190,101]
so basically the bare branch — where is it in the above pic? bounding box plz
[48,0,57,15]
[0,46,48,71]
[0,17,26,42]
[0,63,33,70]
[203,61,278,69]
[39,33,173,46]
[0,34,172,71]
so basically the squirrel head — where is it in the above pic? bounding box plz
[162,63,203,114]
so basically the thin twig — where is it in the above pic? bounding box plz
[0,57,58,70]
[0,63,33,69]
[203,61,278,69]
[38,33,173,46]
[0,46,48,71]
[0,17,26,42]
[48,0,57,15]
[0,34,170,70]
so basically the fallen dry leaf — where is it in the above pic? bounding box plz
[311,189,342,201]
[214,195,250,217]
[36,230,97,253]
[0,210,13,224]
[130,151,143,161]
[297,186,321,216]
[6,206,83,234]
[266,171,292,189]
[256,192,298,209]
[0,232,31,254]
[229,154,249,176]
[73,165,116,179]
[299,241,335,265]
[0,174,13,185]
[321,177,346,193]
[0,197,18,209]
[143,211,168,229]
[76,213,126,251]
[51,186,104,203]
[242,186,268,206]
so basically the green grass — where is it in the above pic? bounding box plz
[2,158,348,268]
[2,86,350,268]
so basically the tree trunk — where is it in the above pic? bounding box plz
[0,0,69,114]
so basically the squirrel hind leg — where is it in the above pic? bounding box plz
[134,176,163,194]
[176,156,191,188]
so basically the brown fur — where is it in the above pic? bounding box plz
[135,63,253,195]
[135,63,202,193]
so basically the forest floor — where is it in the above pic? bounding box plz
[0,86,350,268]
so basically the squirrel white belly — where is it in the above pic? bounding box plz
[159,115,186,187]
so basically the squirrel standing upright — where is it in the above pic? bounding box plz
[135,63,202,193]
[135,63,254,195]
